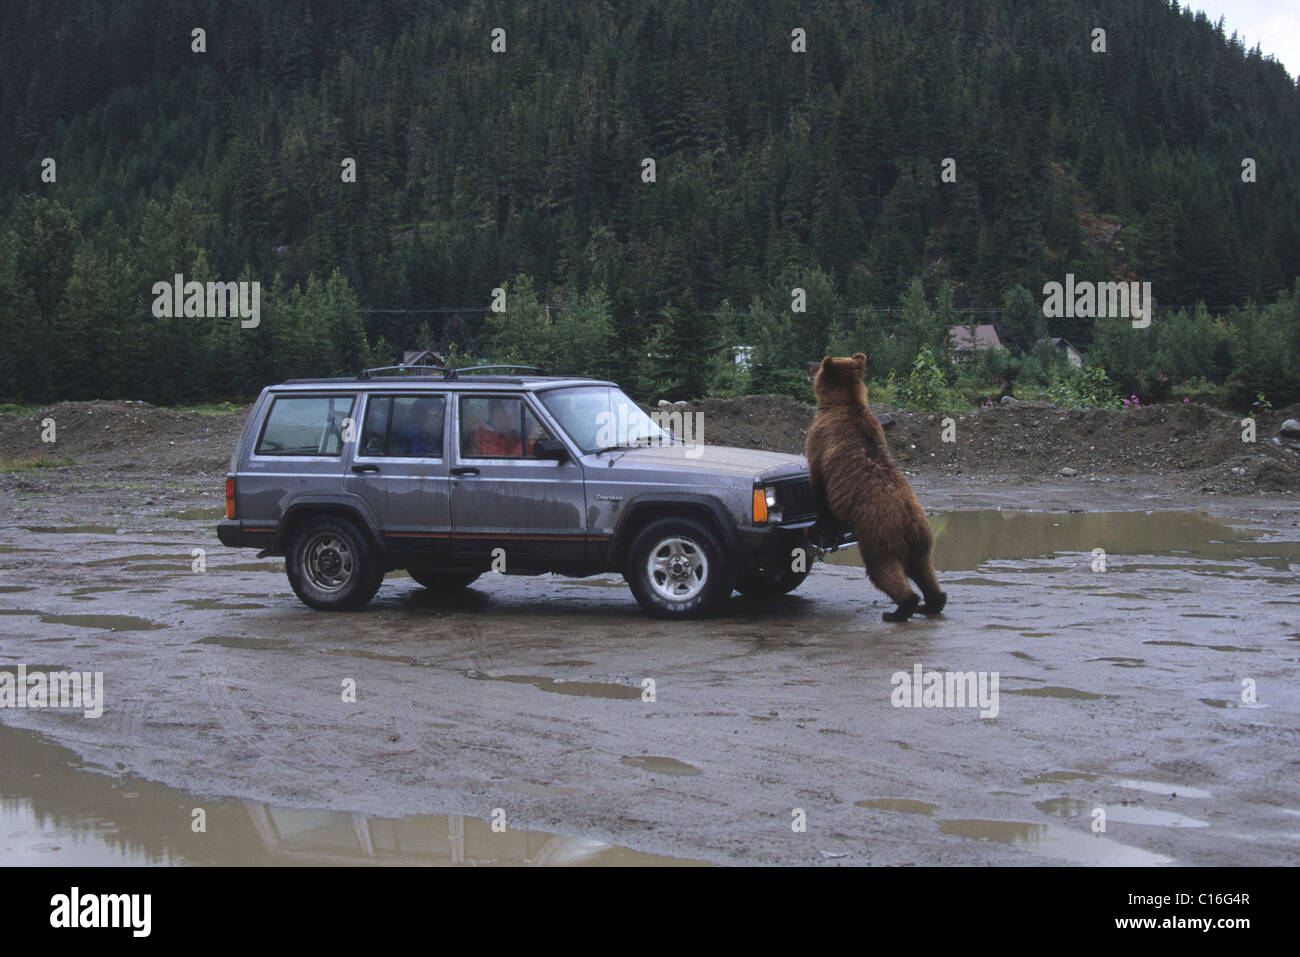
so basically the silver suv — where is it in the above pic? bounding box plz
[217,365,850,617]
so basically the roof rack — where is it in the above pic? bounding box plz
[357,362,447,379]
[443,364,546,379]
[357,362,547,380]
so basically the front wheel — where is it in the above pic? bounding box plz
[286,515,384,610]
[624,518,735,619]
[734,566,810,597]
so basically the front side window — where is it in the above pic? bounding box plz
[459,396,553,458]
[359,395,446,457]
[537,386,669,453]
[256,395,356,456]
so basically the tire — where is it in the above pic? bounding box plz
[734,566,810,597]
[407,567,481,591]
[285,515,384,611]
[624,517,736,619]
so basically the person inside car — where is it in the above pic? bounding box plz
[394,398,443,455]
[470,398,523,456]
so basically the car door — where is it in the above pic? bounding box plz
[448,392,587,570]
[343,392,452,563]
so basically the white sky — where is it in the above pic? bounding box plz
[1195,0,1299,79]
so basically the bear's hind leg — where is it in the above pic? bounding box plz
[868,557,920,622]
[910,557,947,617]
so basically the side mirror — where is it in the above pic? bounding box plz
[532,438,569,462]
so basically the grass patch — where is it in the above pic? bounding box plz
[0,403,42,416]
[0,454,77,471]
[169,401,248,415]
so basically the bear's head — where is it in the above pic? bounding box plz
[807,353,868,407]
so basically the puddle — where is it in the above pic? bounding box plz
[469,671,642,700]
[823,510,1299,572]
[328,648,423,665]
[0,585,34,593]
[20,525,124,535]
[176,599,269,610]
[621,756,701,776]
[0,725,703,866]
[1114,779,1212,799]
[939,818,1172,865]
[0,609,163,631]
[1003,686,1111,700]
[42,613,163,631]
[1143,641,1258,653]
[198,636,293,650]
[1022,771,1099,785]
[1036,798,1209,828]
[855,798,940,815]
[1088,656,1145,667]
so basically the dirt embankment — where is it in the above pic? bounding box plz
[0,396,1297,495]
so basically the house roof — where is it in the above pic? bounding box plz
[947,324,1002,350]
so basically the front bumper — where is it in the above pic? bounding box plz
[736,519,856,574]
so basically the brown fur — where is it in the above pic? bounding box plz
[805,353,946,622]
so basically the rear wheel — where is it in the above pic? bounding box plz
[286,515,384,611]
[624,517,735,619]
[407,567,481,591]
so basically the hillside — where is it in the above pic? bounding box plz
[2,0,1299,404]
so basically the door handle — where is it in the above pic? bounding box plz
[450,467,480,476]
[351,464,380,473]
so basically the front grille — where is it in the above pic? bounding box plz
[771,478,815,521]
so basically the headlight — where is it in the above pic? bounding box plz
[753,486,783,524]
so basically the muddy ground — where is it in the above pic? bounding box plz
[1,399,1298,865]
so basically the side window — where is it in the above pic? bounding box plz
[256,395,356,456]
[359,395,445,457]
[460,396,553,458]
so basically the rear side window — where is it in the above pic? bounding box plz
[359,395,446,457]
[255,395,356,456]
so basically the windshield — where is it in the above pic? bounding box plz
[538,386,672,453]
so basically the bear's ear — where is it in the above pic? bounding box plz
[851,352,866,367]
[821,356,832,368]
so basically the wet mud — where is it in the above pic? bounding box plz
[1,477,1298,865]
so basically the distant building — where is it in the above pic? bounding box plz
[402,349,445,368]
[1051,337,1083,368]
[946,324,1002,362]
[733,345,755,372]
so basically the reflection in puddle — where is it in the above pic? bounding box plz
[823,510,1299,572]
[939,818,1173,865]
[1022,771,1099,785]
[469,670,642,700]
[855,798,940,815]
[621,756,701,776]
[1035,797,1209,828]
[0,726,703,866]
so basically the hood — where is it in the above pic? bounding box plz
[587,443,808,481]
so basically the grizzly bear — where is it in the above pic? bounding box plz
[805,353,946,622]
